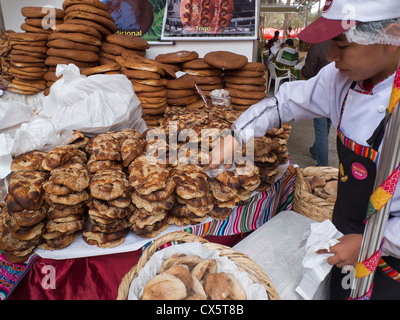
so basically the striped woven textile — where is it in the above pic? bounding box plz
[185,165,296,237]
[0,250,39,300]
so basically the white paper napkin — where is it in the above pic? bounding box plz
[295,219,343,300]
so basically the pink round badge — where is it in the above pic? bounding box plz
[351,162,368,180]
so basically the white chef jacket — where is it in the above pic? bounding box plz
[233,62,400,257]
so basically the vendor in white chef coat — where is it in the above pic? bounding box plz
[210,0,400,299]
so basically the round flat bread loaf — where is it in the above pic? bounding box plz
[64,19,112,36]
[224,82,266,92]
[89,169,129,201]
[49,163,90,192]
[21,7,65,19]
[47,47,99,62]
[12,44,48,53]
[48,32,102,46]
[24,17,63,28]
[155,51,198,64]
[224,75,266,86]
[166,74,196,89]
[39,231,79,250]
[52,23,102,39]
[203,51,248,70]
[63,0,108,11]
[106,34,150,50]
[224,69,265,77]
[8,170,47,211]
[128,155,169,195]
[82,229,128,248]
[230,96,264,106]
[64,11,117,33]
[46,191,89,206]
[11,150,47,172]
[82,62,121,76]
[226,88,266,100]
[122,69,160,80]
[182,68,222,77]
[42,145,78,171]
[64,4,114,20]
[181,58,214,69]
[20,23,52,34]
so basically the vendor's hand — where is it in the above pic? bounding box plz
[317,234,363,268]
[209,134,239,169]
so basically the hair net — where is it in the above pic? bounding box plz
[345,18,400,46]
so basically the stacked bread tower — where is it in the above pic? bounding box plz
[99,33,149,65]
[46,23,102,72]
[168,164,213,226]
[7,31,49,95]
[62,0,117,39]
[253,124,291,191]
[155,51,207,110]
[115,51,176,126]
[0,151,48,262]
[223,62,268,111]
[20,6,64,34]
[6,6,65,95]
[200,51,267,111]
[181,58,224,102]
[128,155,174,238]
[84,130,139,248]
[39,143,89,250]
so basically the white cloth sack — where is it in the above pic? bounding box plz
[40,64,146,136]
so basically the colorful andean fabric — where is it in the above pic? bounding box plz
[352,66,400,300]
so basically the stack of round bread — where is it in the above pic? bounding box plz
[20,6,64,35]
[128,155,175,238]
[0,151,48,262]
[45,22,103,93]
[181,58,224,103]
[168,164,213,226]
[165,74,204,109]
[156,51,206,110]
[84,130,139,248]
[8,32,49,95]
[224,62,267,111]
[115,51,176,124]
[0,30,14,85]
[40,143,89,250]
[62,0,117,39]
[99,33,149,65]
[155,50,199,72]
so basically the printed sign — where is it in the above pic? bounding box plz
[100,0,167,42]
[161,0,258,40]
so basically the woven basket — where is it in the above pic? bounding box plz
[117,231,280,300]
[293,166,338,222]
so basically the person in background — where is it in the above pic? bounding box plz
[301,40,332,166]
[271,38,299,77]
[267,30,282,60]
[267,30,281,50]
[210,0,400,300]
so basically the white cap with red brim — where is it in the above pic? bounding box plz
[298,0,400,45]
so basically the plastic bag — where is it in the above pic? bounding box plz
[40,64,146,136]
[0,99,36,135]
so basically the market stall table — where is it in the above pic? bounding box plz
[2,165,296,300]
